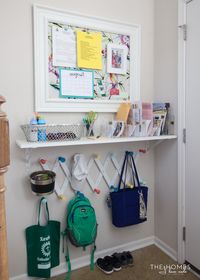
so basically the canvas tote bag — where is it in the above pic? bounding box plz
[110,151,148,227]
[25,197,60,278]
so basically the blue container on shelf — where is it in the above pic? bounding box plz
[37,117,46,141]
[29,118,38,142]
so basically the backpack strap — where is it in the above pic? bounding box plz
[64,245,71,280]
[90,213,97,271]
[61,230,71,280]
[90,243,96,271]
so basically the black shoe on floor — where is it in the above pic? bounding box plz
[96,258,113,274]
[112,252,134,267]
[104,255,122,271]
[123,251,134,266]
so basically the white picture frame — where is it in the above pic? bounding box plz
[33,4,141,112]
[107,44,128,74]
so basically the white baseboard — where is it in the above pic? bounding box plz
[10,235,154,280]
[10,236,179,280]
[154,237,177,261]
[190,269,200,279]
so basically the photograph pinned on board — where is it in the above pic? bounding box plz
[107,44,128,75]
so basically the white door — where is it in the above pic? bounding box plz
[185,0,200,270]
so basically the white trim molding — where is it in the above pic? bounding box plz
[10,236,154,280]
[178,0,186,264]
[154,237,177,262]
[10,236,180,280]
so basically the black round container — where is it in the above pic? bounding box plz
[30,170,56,195]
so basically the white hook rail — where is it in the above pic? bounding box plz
[25,150,147,199]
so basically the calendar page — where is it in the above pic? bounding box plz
[59,69,94,98]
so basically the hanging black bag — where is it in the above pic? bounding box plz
[110,151,148,227]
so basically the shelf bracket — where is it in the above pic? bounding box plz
[24,148,32,175]
[145,139,165,152]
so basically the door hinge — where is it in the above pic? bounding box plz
[183,227,186,241]
[183,128,186,143]
[186,0,194,4]
[179,24,187,41]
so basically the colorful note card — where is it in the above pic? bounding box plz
[59,69,94,99]
[77,31,102,70]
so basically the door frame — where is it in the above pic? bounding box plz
[178,0,187,264]
[178,0,198,264]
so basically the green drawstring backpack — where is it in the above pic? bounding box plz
[62,193,97,280]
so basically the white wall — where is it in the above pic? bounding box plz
[154,0,178,252]
[0,0,155,278]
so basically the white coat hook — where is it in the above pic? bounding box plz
[86,157,100,194]
[94,154,111,189]
[39,158,68,200]
[34,150,147,197]
[58,157,72,184]
[110,153,124,185]
[58,156,77,194]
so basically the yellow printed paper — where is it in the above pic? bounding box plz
[77,31,102,70]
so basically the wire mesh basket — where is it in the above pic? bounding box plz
[21,124,84,142]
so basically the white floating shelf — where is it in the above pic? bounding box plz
[16,135,177,149]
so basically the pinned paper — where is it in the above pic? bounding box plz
[52,26,76,67]
[77,31,102,69]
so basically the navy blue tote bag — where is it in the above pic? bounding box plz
[110,151,148,227]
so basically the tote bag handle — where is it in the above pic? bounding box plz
[117,151,141,191]
[130,153,141,189]
[118,152,128,190]
[38,197,50,226]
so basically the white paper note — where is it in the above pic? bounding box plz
[52,26,76,67]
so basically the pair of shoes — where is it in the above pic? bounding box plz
[112,251,134,267]
[96,255,122,274]
[123,251,134,266]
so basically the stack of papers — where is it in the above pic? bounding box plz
[126,102,171,137]
[152,103,170,136]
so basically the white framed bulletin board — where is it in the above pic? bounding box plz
[33,5,141,112]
